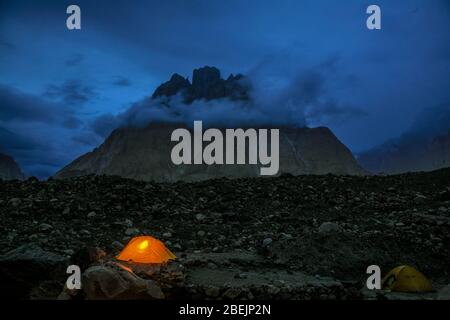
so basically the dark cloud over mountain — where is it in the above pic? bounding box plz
[44,80,97,106]
[0,127,38,153]
[0,85,87,177]
[0,84,81,127]
[91,61,367,138]
[1,0,449,177]
[358,104,450,173]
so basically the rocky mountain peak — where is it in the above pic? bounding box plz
[151,66,249,103]
[151,73,190,99]
[191,66,222,98]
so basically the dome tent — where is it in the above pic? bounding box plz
[117,236,176,264]
[382,265,433,293]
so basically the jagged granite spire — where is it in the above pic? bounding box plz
[151,66,249,102]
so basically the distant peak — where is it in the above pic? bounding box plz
[0,153,25,180]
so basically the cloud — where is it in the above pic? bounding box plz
[0,126,43,177]
[359,103,450,156]
[62,116,83,129]
[0,84,81,128]
[0,85,88,178]
[113,76,132,87]
[44,79,97,106]
[72,132,102,146]
[357,103,450,173]
[91,59,366,138]
[0,123,90,179]
[1,0,449,157]
[65,53,84,67]
[402,104,450,142]
[0,38,15,50]
[305,99,368,126]
[0,127,39,153]
[91,113,122,137]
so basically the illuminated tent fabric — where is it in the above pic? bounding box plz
[117,236,176,264]
[382,265,433,293]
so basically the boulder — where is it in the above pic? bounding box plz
[438,284,450,300]
[0,244,68,298]
[318,222,341,234]
[82,262,164,300]
[70,247,107,270]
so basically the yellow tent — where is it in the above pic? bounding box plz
[382,265,433,293]
[117,236,176,264]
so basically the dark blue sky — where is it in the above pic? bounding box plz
[1,0,449,178]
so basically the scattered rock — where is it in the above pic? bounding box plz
[8,198,22,207]
[438,284,450,300]
[197,231,206,237]
[195,214,206,221]
[414,195,427,204]
[87,211,96,218]
[266,285,281,295]
[71,247,107,270]
[125,228,140,236]
[0,170,449,300]
[80,229,91,236]
[204,285,221,297]
[0,244,67,298]
[262,238,273,247]
[63,249,75,256]
[318,222,341,234]
[57,283,81,300]
[82,264,164,300]
[112,241,124,251]
[123,219,133,227]
[39,223,53,232]
[222,287,242,300]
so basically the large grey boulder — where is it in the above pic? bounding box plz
[0,243,68,298]
[438,284,450,300]
[82,262,164,300]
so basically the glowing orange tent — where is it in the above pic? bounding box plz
[117,236,176,264]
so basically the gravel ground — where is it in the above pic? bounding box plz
[0,169,449,299]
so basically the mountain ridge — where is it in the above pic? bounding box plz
[0,153,25,180]
[358,105,450,174]
[55,66,366,181]
[55,123,365,181]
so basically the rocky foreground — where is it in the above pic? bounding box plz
[0,170,449,300]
